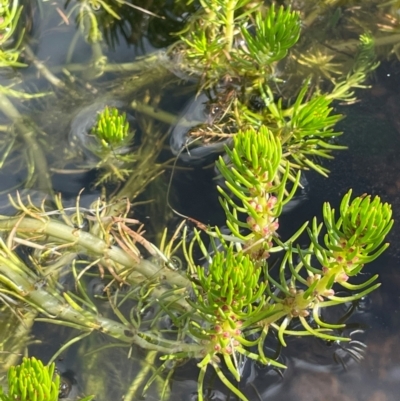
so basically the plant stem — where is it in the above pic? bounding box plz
[24,45,67,89]
[332,33,400,52]
[0,255,200,355]
[225,0,237,54]
[52,53,163,74]
[0,216,190,289]
[0,309,36,373]
[131,100,179,125]
[0,94,53,194]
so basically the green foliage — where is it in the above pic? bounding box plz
[0,357,59,401]
[191,247,267,321]
[235,80,346,176]
[178,1,300,86]
[176,4,378,178]
[239,4,301,66]
[0,172,393,401]
[175,4,381,180]
[329,33,380,102]
[85,106,140,185]
[216,126,300,258]
[0,0,25,67]
[288,86,342,140]
[180,185,393,398]
[260,190,393,344]
[0,2,397,401]
[92,106,131,149]
[323,190,393,266]
[0,357,94,401]
[279,83,345,175]
[183,243,286,401]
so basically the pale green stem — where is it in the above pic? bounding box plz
[332,33,400,52]
[124,351,158,401]
[66,28,81,64]
[56,53,163,74]
[0,309,36,372]
[0,216,190,289]
[131,100,179,125]
[0,94,53,194]
[114,133,166,201]
[242,303,287,329]
[0,259,201,355]
[201,1,217,43]
[91,40,104,63]
[313,265,342,296]
[225,0,237,54]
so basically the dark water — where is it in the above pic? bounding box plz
[254,65,400,401]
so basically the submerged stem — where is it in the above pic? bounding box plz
[225,0,237,54]
[0,94,53,194]
[0,215,190,288]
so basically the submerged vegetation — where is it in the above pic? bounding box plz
[0,0,398,400]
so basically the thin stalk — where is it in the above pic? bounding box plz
[0,258,200,355]
[124,351,158,401]
[131,100,179,125]
[0,309,37,372]
[225,0,237,54]
[89,39,106,79]
[66,29,81,64]
[49,52,164,74]
[332,33,400,52]
[0,94,53,194]
[24,45,67,89]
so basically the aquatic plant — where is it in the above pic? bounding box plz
[0,357,60,401]
[86,106,137,184]
[0,0,25,68]
[0,357,93,401]
[0,1,397,401]
[0,143,392,400]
